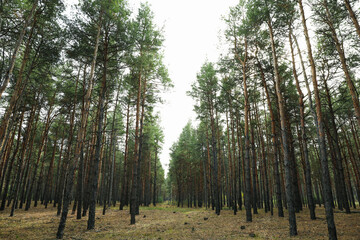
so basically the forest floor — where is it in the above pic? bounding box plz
[0,203,359,239]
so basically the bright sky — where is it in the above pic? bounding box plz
[130,0,239,176]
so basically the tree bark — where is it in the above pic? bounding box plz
[87,25,109,230]
[323,0,360,129]
[107,83,121,210]
[153,143,158,206]
[288,30,316,219]
[135,76,147,215]
[43,131,59,209]
[322,77,350,213]
[56,10,102,238]
[0,14,37,155]
[257,58,284,218]
[0,110,24,211]
[343,0,360,40]
[0,0,38,99]
[267,17,297,235]
[209,95,220,215]
[130,68,142,224]
[298,0,337,238]
[25,101,54,211]
[120,97,130,210]
[249,110,258,214]
[255,101,270,213]
[235,37,252,222]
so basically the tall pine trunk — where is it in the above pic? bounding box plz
[267,17,297,236]
[323,0,360,129]
[153,144,158,206]
[343,0,360,40]
[130,69,142,224]
[288,30,316,219]
[298,0,337,238]
[56,10,102,238]
[235,38,252,222]
[322,77,350,213]
[87,26,109,230]
[0,0,38,99]
[257,60,284,218]
[0,111,24,211]
[120,97,130,210]
[250,109,258,214]
[25,102,53,211]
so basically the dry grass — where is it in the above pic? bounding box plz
[0,203,359,239]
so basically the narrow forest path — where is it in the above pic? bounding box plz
[0,203,359,239]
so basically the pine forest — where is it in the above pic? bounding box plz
[0,0,360,239]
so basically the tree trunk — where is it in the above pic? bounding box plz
[87,27,109,230]
[212,101,220,215]
[0,111,24,211]
[34,136,49,208]
[229,102,238,215]
[43,131,59,209]
[235,38,252,222]
[255,101,270,213]
[76,146,84,219]
[322,77,350,213]
[298,0,337,238]
[0,15,37,155]
[288,30,316,219]
[120,97,130,210]
[0,0,38,99]
[0,130,15,187]
[153,144,158,206]
[249,110,258,214]
[323,0,360,129]
[257,60,284,218]
[107,83,121,210]
[135,76,147,215]
[267,17,297,236]
[343,0,360,40]
[130,67,142,224]
[56,10,102,238]
[25,102,54,211]
[225,110,234,213]
[53,133,65,208]
[19,109,40,209]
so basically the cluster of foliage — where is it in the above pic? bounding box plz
[0,0,171,238]
[168,0,360,239]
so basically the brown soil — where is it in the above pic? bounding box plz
[0,204,359,239]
